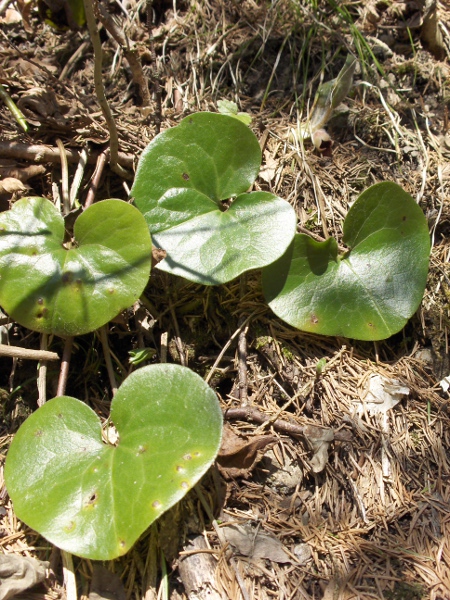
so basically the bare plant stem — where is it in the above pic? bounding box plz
[56,337,73,397]
[61,549,78,600]
[96,3,151,108]
[84,148,109,209]
[99,325,118,396]
[237,275,249,406]
[37,334,48,406]
[55,138,70,215]
[82,0,131,179]
[147,0,162,131]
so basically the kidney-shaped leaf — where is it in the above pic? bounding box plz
[0,197,151,337]
[262,182,430,341]
[131,112,297,284]
[5,364,223,560]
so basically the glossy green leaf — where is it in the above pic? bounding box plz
[0,198,151,337]
[131,112,297,284]
[262,182,430,341]
[5,364,223,560]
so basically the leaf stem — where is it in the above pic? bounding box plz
[99,325,118,396]
[82,0,131,179]
[0,83,28,132]
[56,337,74,397]
[61,550,78,600]
[37,334,48,406]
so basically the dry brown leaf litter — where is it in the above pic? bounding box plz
[0,0,449,599]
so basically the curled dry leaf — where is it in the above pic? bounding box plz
[0,164,46,182]
[0,554,48,600]
[216,423,277,479]
[303,425,334,473]
[221,523,293,564]
[355,374,409,416]
[259,150,278,183]
[0,177,28,196]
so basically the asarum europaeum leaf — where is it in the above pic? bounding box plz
[0,197,152,337]
[263,182,430,341]
[5,364,223,560]
[131,112,297,284]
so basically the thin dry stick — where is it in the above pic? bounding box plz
[56,337,74,397]
[99,326,118,396]
[0,343,59,361]
[0,140,134,168]
[205,311,257,384]
[82,0,131,179]
[224,405,352,442]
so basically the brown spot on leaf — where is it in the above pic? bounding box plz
[182,172,190,180]
[311,314,319,324]
[62,271,73,284]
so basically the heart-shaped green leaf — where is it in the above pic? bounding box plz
[131,112,297,284]
[4,364,223,560]
[262,182,430,341]
[0,197,151,337]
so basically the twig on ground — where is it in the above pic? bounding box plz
[205,311,258,384]
[224,405,352,443]
[82,0,132,179]
[0,141,134,168]
[170,303,187,366]
[0,343,59,361]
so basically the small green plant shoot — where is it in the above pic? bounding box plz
[262,182,430,340]
[131,112,297,285]
[5,364,223,560]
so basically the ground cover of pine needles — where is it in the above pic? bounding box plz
[0,1,450,599]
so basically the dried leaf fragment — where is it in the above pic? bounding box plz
[0,554,48,600]
[303,425,334,473]
[355,374,409,416]
[222,523,292,563]
[216,423,277,478]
